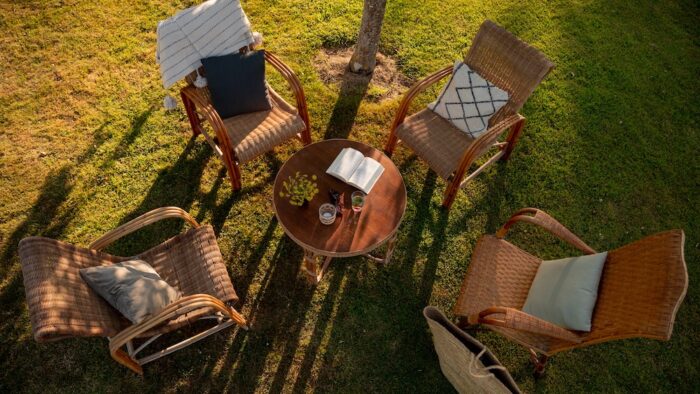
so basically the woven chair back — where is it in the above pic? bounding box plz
[589,229,688,343]
[465,20,554,125]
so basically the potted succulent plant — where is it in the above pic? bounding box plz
[279,172,319,207]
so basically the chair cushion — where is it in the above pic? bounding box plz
[429,61,509,138]
[522,252,608,332]
[223,104,306,164]
[396,108,474,180]
[201,50,271,119]
[80,259,182,324]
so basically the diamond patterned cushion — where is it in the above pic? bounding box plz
[429,61,509,138]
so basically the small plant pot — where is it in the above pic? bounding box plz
[279,173,319,208]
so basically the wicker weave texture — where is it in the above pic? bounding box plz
[454,210,688,356]
[180,51,311,191]
[465,20,554,125]
[18,225,237,342]
[424,307,520,394]
[223,93,305,164]
[183,84,305,164]
[591,230,687,342]
[384,20,554,209]
[19,237,127,341]
[454,235,540,318]
[396,109,475,180]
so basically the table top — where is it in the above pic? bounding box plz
[272,139,407,257]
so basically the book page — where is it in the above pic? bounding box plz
[347,157,385,193]
[326,148,364,182]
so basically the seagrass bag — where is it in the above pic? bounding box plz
[423,306,521,394]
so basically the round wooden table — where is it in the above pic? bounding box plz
[272,139,407,283]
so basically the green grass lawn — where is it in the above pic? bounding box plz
[1,0,699,392]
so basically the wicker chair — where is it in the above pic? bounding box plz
[384,20,554,209]
[18,207,247,374]
[454,208,688,376]
[181,50,312,191]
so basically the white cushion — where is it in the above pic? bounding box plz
[522,252,608,332]
[428,61,509,138]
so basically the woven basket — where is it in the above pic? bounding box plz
[423,306,521,394]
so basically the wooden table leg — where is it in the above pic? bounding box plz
[301,249,333,284]
[364,232,398,264]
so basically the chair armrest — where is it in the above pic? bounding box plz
[264,51,310,133]
[180,85,230,133]
[109,294,247,374]
[89,207,199,251]
[452,113,525,182]
[496,208,596,255]
[471,307,583,343]
[390,65,453,132]
[180,84,238,150]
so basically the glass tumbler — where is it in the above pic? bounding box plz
[351,191,366,213]
[319,203,337,225]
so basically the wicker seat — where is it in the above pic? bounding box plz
[222,88,306,164]
[396,109,475,180]
[18,207,247,374]
[181,50,312,191]
[454,208,688,376]
[384,20,555,209]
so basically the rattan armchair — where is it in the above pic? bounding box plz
[454,208,688,376]
[18,207,248,374]
[181,50,312,191]
[384,20,554,209]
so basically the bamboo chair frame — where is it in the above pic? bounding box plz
[92,207,248,374]
[20,207,248,375]
[454,208,688,376]
[181,50,312,191]
[384,20,554,209]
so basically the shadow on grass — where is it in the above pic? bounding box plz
[101,137,212,256]
[154,233,348,393]
[0,111,149,387]
[323,69,371,140]
[301,170,453,392]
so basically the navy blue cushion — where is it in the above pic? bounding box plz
[201,50,271,119]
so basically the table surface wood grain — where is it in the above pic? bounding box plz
[272,139,407,256]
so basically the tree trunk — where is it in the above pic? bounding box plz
[349,0,387,75]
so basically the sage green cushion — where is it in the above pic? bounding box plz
[522,252,608,332]
[80,259,181,324]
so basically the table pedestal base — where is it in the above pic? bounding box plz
[300,233,398,284]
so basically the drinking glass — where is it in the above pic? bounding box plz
[319,203,337,225]
[351,191,366,213]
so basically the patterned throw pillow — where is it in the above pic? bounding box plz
[429,61,509,138]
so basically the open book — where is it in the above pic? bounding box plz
[326,148,385,194]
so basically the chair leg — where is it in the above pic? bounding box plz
[301,125,312,146]
[225,161,242,191]
[181,91,202,137]
[221,149,242,191]
[441,176,462,210]
[500,118,525,162]
[111,348,144,375]
[529,348,549,378]
[384,130,399,157]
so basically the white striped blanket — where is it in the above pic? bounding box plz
[156,0,254,88]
